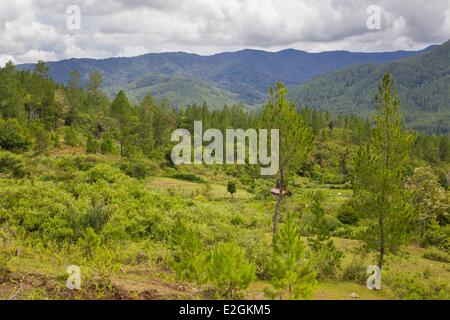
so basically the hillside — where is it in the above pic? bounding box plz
[18,47,432,109]
[0,63,449,301]
[288,40,450,134]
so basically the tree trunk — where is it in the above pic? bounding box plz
[96,119,100,139]
[378,212,385,270]
[273,171,284,236]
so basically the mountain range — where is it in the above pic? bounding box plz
[19,46,434,106]
[17,41,449,133]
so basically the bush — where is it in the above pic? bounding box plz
[230,215,244,226]
[86,135,99,154]
[171,173,205,184]
[421,225,449,250]
[0,230,12,277]
[342,258,367,285]
[32,125,50,154]
[64,127,79,147]
[308,240,343,279]
[207,242,255,299]
[227,181,237,197]
[84,197,113,233]
[51,132,60,147]
[169,219,207,286]
[332,226,354,239]
[386,272,450,300]
[267,214,317,300]
[100,136,115,154]
[87,164,124,183]
[422,247,449,263]
[247,242,272,280]
[119,158,159,180]
[337,203,359,225]
[306,193,343,279]
[0,118,32,152]
[0,151,28,178]
[79,227,101,257]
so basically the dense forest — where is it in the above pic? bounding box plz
[0,60,449,300]
[288,39,450,134]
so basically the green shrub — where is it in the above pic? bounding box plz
[207,242,255,299]
[0,230,12,277]
[79,227,101,257]
[332,226,353,239]
[308,240,343,279]
[247,242,272,280]
[306,193,343,279]
[267,214,317,300]
[100,136,115,154]
[64,127,79,147]
[51,132,60,147]
[87,164,124,183]
[386,272,450,300]
[86,135,99,154]
[337,203,359,225]
[171,173,205,184]
[421,225,449,250]
[32,125,50,154]
[323,214,342,232]
[84,197,113,233]
[0,151,28,178]
[119,158,159,180]
[169,219,207,286]
[422,247,449,263]
[342,258,367,285]
[230,215,244,226]
[227,181,237,198]
[0,118,31,152]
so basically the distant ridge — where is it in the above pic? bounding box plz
[17,45,435,109]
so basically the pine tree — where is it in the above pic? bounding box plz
[111,90,131,156]
[266,213,316,299]
[261,83,314,236]
[66,69,82,125]
[153,98,176,148]
[86,135,98,154]
[306,191,343,279]
[207,242,255,299]
[138,93,155,157]
[86,71,106,138]
[353,73,415,270]
[169,219,207,287]
[0,61,26,122]
[33,124,50,155]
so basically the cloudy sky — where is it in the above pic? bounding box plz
[1,0,450,66]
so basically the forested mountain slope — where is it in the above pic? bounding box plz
[288,40,450,133]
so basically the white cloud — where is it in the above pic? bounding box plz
[0,54,15,66]
[0,0,449,66]
[17,49,58,63]
[117,46,149,57]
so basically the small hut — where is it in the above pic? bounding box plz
[271,188,292,197]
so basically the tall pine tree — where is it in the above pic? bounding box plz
[353,73,415,269]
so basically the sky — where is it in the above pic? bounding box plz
[1,0,450,66]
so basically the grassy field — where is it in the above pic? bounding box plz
[1,161,448,300]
